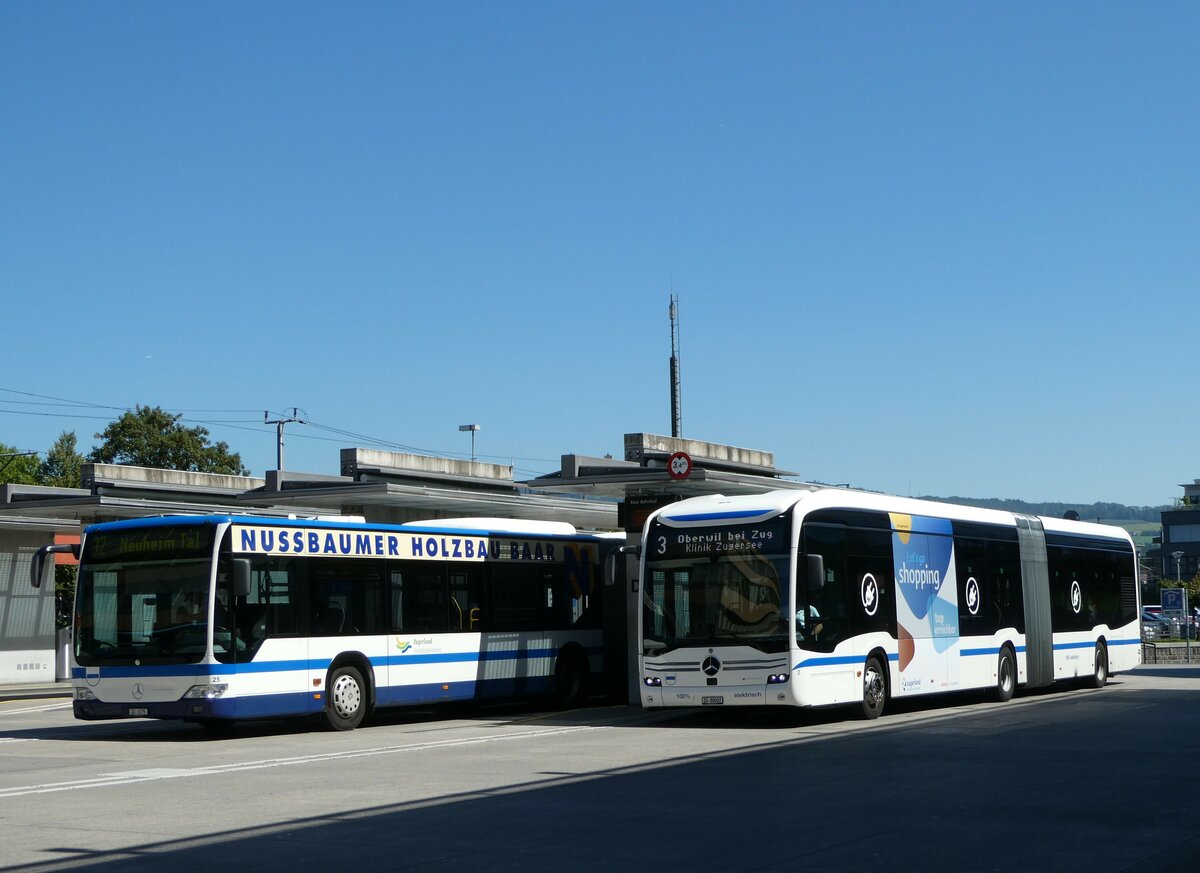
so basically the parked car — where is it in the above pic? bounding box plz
[1141,610,1172,641]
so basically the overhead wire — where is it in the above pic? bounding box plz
[2,387,561,475]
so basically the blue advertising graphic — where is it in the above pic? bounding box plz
[890,514,960,678]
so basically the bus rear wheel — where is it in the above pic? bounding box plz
[994,646,1016,703]
[858,656,887,720]
[324,665,367,731]
[1086,642,1108,689]
[552,650,588,709]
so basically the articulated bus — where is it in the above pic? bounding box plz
[34,514,615,730]
[638,489,1140,718]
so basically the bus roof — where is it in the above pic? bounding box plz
[652,489,1133,545]
[399,517,578,537]
[81,513,593,540]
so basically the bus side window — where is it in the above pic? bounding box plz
[448,570,483,632]
[252,562,295,636]
[306,558,387,636]
[564,544,596,627]
[401,564,448,632]
[390,568,442,633]
[391,571,406,632]
[490,564,547,631]
[956,537,995,637]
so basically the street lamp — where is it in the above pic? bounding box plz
[1172,550,1194,654]
[458,424,481,462]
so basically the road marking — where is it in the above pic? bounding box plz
[0,725,609,799]
[0,702,72,716]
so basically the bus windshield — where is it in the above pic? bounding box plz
[75,524,217,666]
[642,518,791,654]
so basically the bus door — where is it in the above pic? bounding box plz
[802,514,896,704]
[388,562,459,703]
[306,558,389,708]
[221,557,313,718]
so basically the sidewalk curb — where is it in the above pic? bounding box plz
[0,686,73,703]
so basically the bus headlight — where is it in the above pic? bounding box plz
[643,677,663,687]
[74,688,96,700]
[183,683,229,699]
[766,673,790,685]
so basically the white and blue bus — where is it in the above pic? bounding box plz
[39,514,613,730]
[638,489,1140,718]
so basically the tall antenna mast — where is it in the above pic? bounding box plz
[669,294,682,438]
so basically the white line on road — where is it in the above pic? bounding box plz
[0,725,609,799]
[0,702,73,716]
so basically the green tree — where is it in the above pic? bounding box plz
[37,430,85,487]
[0,442,40,485]
[89,406,250,475]
[1181,572,1200,611]
[56,565,77,629]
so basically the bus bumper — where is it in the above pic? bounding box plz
[73,698,235,721]
[640,683,785,707]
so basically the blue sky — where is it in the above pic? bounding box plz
[2,3,1197,507]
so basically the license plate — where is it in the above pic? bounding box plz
[701,696,724,705]
[128,708,148,716]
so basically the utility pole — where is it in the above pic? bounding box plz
[669,294,682,438]
[265,408,306,471]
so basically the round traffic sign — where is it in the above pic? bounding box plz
[667,451,692,480]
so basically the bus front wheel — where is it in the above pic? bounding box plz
[858,656,887,720]
[324,665,367,731]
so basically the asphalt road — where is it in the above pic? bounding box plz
[1,666,1198,873]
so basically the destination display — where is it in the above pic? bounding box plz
[647,517,790,561]
[84,525,214,562]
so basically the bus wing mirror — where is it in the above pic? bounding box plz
[231,558,253,598]
[605,544,641,588]
[806,554,825,592]
[30,543,78,589]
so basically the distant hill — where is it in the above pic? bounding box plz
[922,497,1168,525]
